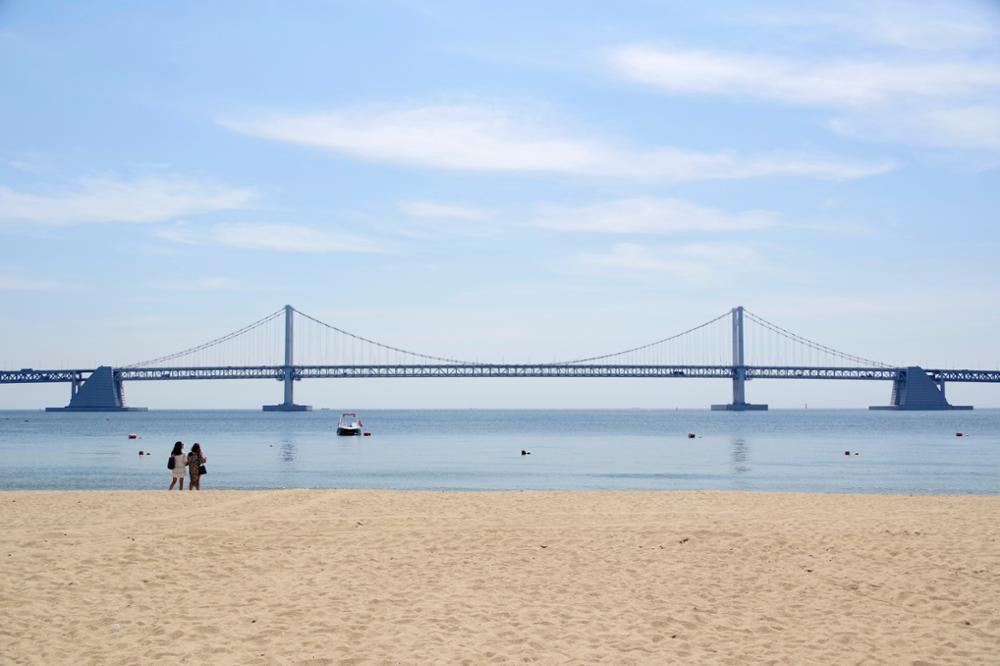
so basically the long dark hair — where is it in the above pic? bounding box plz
[191,443,202,456]
[171,441,183,456]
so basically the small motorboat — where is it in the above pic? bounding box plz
[336,412,363,436]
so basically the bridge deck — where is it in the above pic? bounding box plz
[2,365,999,383]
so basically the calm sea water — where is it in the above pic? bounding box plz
[0,409,998,494]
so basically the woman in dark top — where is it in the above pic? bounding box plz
[187,442,206,491]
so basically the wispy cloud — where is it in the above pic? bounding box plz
[222,104,891,181]
[0,176,255,225]
[400,200,488,220]
[384,202,501,240]
[576,242,762,282]
[155,222,387,254]
[609,44,1000,108]
[0,275,78,290]
[744,1,1000,51]
[5,153,52,175]
[610,35,1000,156]
[536,197,776,234]
[149,277,277,292]
[830,103,1000,152]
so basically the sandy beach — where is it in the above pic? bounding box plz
[1,490,998,664]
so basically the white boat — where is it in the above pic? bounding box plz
[336,412,363,436]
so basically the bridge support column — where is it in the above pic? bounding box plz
[711,306,767,411]
[263,304,312,412]
[46,366,147,412]
[869,367,971,410]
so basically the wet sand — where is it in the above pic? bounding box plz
[2,490,998,664]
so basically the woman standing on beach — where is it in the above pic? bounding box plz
[187,443,206,491]
[168,441,187,491]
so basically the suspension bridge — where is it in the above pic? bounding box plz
[2,305,997,411]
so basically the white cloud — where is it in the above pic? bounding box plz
[222,104,890,181]
[536,197,776,234]
[155,222,386,254]
[746,1,1000,51]
[609,44,1000,108]
[626,147,890,180]
[577,242,762,282]
[830,104,1000,151]
[0,176,255,225]
[400,200,488,220]
[149,277,276,292]
[610,39,1000,155]
[6,154,50,174]
[0,276,75,291]
[223,105,596,172]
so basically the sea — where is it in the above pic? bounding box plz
[0,409,998,494]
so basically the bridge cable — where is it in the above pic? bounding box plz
[292,308,474,365]
[125,307,285,368]
[551,310,731,365]
[742,309,892,368]
[293,307,734,367]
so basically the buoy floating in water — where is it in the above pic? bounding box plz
[128,433,138,440]
[363,432,372,437]
[955,432,964,437]
[687,432,696,439]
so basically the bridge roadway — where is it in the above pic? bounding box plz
[3,365,1000,384]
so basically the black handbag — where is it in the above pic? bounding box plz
[198,464,207,475]
[167,456,175,470]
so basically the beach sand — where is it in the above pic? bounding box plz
[1,490,998,664]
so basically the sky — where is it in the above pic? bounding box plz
[2,0,1000,409]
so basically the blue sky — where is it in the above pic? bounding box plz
[2,0,1000,409]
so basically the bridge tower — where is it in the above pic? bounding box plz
[711,306,767,411]
[263,305,312,412]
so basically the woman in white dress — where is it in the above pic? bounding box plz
[168,441,187,491]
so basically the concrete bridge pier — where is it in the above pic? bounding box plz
[711,306,767,411]
[263,305,312,412]
[869,367,972,410]
[46,366,147,412]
